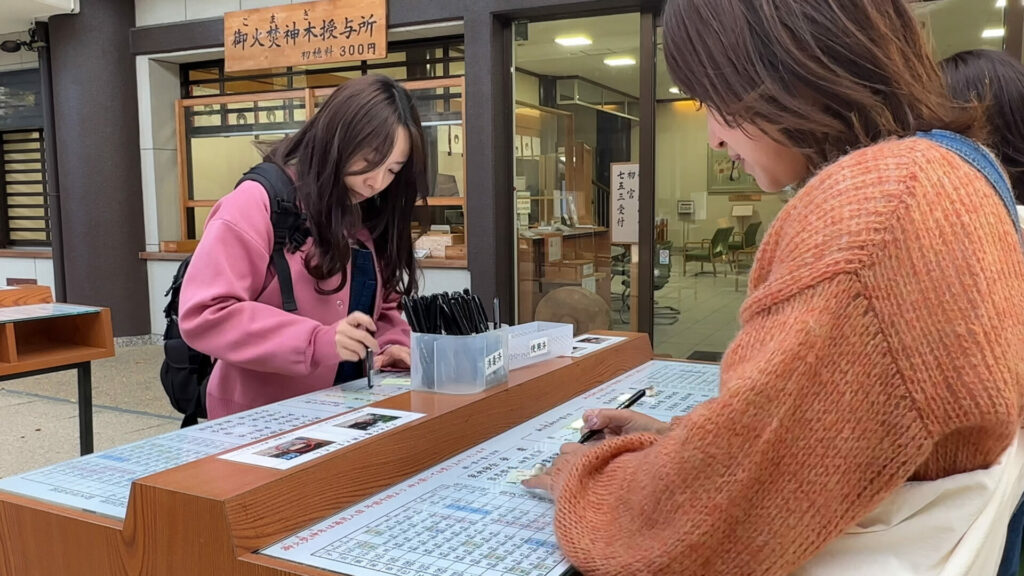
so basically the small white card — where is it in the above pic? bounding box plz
[566,334,627,357]
[219,408,424,470]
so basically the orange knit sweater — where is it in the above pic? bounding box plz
[553,137,1024,575]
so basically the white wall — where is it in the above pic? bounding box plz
[655,100,786,248]
[146,259,179,334]
[0,257,54,289]
[421,268,471,296]
[515,71,539,107]
[137,55,183,250]
[0,32,37,73]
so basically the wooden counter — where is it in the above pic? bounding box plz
[0,332,651,576]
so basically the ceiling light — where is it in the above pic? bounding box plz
[555,36,592,47]
[669,87,680,94]
[982,28,1006,38]
[997,0,1006,7]
[603,56,636,67]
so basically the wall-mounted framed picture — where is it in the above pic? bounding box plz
[707,146,760,193]
[676,200,695,215]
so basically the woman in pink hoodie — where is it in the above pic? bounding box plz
[179,74,427,418]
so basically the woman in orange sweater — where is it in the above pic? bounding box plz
[524,0,1024,574]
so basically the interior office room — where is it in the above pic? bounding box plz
[0,0,1020,574]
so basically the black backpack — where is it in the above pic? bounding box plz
[160,162,308,427]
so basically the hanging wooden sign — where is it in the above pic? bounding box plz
[224,0,387,72]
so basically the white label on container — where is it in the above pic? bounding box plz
[485,349,505,375]
[528,337,549,357]
[582,263,594,276]
[660,249,670,265]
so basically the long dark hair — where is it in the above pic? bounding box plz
[268,74,427,297]
[942,49,1024,203]
[662,0,984,171]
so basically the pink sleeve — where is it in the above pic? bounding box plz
[376,291,410,350]
[178,191,340,376]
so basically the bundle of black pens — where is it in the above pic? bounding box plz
[405,290,509,394]
[401,290,500,335]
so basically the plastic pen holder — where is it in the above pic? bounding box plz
[411,327,509,394]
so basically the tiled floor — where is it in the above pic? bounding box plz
[0,344,179,478]
[610,254,748,360]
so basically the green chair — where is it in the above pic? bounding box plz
[683,226,734,276]
[728,221,761,253]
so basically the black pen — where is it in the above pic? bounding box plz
[578,388,646,444]
[365,348,374,389]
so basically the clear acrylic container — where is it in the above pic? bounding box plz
[506,322,574,370]
[410,327,509,394]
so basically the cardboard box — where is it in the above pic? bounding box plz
[544,259,595,283]
[414,233,465,259]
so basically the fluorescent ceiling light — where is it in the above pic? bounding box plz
[669,87,680,94]
[604,56,636,67]
[982,28,1006,38]
[555,36,592,47]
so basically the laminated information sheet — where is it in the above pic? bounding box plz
[0,303,101,323]
[220,407,423,470]
[261,360,720,576]
[0,377,410,519]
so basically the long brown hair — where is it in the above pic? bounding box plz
[942,49,1024,203]
[663,0,983,170]
[268,74,427,297]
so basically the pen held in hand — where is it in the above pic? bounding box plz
[365,348,374,389]
[578,388,646,444]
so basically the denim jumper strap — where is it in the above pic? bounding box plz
[334,244,378,385]
[916,130,1022,245]
[917,130,1024,576]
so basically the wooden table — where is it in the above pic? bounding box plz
[0,285,114,455]
[0,332,651,576]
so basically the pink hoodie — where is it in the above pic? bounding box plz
[178,180,410,419]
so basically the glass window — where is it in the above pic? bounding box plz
[513,13,640,330]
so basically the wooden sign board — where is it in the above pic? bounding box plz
[224,0,387,73]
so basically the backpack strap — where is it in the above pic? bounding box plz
[917,130,1024,250]
[237,162,309,313]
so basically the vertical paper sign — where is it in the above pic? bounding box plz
[611,162,640,244]
[224,0,387,73]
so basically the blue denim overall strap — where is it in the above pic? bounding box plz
[335,245,378,384]
[916,130,1023,246]
[917,130,1024,576]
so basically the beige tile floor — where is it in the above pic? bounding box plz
[0,344,179,478]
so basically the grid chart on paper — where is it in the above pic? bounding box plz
[587,362,720,418]
[458,447,558,485]
[311,483,562,576]
[20,434,237,513]
[198,407,325,443]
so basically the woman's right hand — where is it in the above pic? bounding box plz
[581,408,671,439]
[334,312,379,362]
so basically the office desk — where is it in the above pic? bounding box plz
[0,286,114,455]
[0,332,653,576]
[518,227,613,323]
